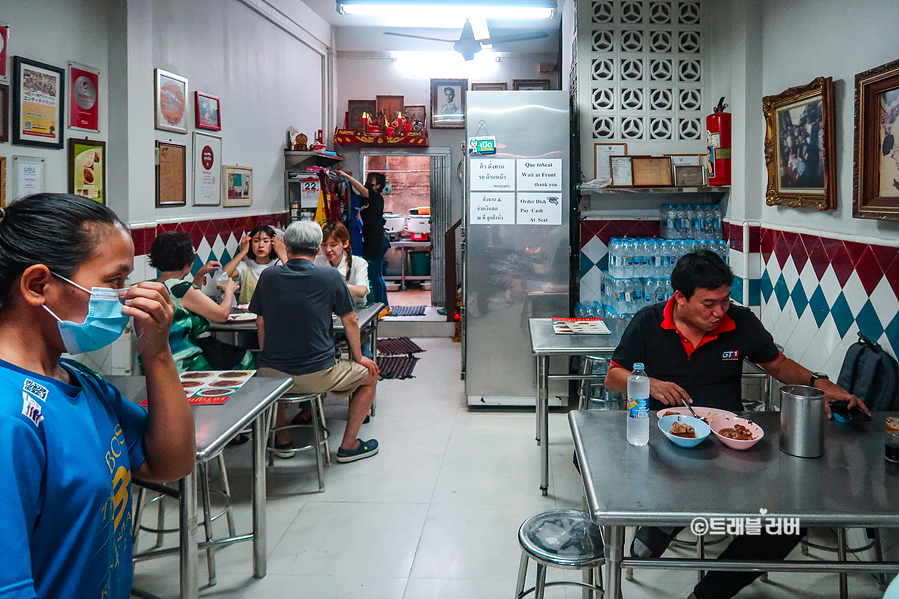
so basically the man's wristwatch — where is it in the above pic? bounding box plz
[809,372,829,387]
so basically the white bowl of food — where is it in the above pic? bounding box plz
[709,416,764,450]
[658,415,711,448]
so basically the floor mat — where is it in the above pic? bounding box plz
[377,337,425,355]
[377,355,419,379]
[388,305,428,317]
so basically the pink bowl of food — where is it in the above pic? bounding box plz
[709,416,764,450]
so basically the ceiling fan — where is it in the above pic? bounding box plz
[384,19,548,60]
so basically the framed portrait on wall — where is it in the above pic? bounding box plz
[154,68,188,134]
[67,138,105,204]
[762,76,836,210]
[472,82,507,91]
[0,84,8,143]
[222,165,252,207]
[12,56,65,149]
[155,140,186,207]
[853,58,899,221]
[67,62,100,133]
[430,78,466,129]
[195,91,221,131]
[513,79,550,90]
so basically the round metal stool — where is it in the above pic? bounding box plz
[515,509,604,599]
[267,392,329,492]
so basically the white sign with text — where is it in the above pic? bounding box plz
[516,193,562,225]
[469,159,516,191]
[516,158,562,191]
[470,192,516,224]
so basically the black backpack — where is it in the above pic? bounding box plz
[836,332,899,411]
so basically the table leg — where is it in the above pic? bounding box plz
[401,247,407,290]
[370,317,379,417]
[603,525,624,599]
[179,468,199,599]
[538,355,549,496]
[252,414,267,579]
[837,527,847,599]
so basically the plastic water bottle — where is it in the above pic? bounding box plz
[712,205,722,239]
[664,278,673,301]
[607,238,619,278]
[211,268,229,301]
[627,363,650,446]
[660,206,667,239]
[632,277,643,310]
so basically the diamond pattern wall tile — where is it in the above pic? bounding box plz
[871,244,898,272]
[790,283,808,318]
[844,240,867,266]
[579,253,595,278]
[731,277,743,304]
[582,235,608,262]
[807,237,829,279]
[807,287,829,327]
[841,271,867,316]
[885,314,899,361]
[853,246,882,295]
[780,256,799,290]
[829,293,854,338]
[855,300,884,341]
[774,274,789,309]
[798,260,819,300]
[869,277,899,319]
[760,270,773,303]
[818,264,841,306]
[581,265,603,296]
[830,249,854,286]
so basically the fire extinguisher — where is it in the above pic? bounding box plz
[706,97,731,186]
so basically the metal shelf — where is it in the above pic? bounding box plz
[579,184,730,196]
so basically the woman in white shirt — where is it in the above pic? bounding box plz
[223,225,288,304]
[314,222,370,305]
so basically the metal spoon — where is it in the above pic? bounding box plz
[682,399,702,421]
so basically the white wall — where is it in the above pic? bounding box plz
[755,0,899,241]
[0,0,110,198]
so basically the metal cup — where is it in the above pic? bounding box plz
[779,385,825,458]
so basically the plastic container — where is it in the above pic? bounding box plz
[886,417,899,463]
[779,385,825,458]
[410,251,431,276]
[627,363,650,446]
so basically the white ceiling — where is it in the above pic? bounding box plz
[300,0,561,52]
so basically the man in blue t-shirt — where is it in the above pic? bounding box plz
[251,221,380,463]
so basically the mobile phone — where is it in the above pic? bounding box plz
[830,400,872,423]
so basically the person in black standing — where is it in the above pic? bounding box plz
[344,172,390,312]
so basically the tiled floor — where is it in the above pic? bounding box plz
[131,338,892,599]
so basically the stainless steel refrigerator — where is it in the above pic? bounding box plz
[462,91,570,407]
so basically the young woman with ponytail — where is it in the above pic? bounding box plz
[314,222,370,304]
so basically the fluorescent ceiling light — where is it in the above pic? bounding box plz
[337,0,555,19]
[470,17,490,46]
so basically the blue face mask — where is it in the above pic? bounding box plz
[43,274,131,355]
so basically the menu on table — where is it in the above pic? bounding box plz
[140,370,256,405]
[551,318,610,335]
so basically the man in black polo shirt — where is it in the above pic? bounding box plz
[251,220,380,463]
[606,250,866,599]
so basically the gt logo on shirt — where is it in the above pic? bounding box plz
[722,350,740,360]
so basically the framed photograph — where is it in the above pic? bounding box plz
[0,156,5,208]
[632,156,673,187]
[12,155,44,202]
[853,59,899,221]
[376,95,404,124]
[666,153,703,167]
[610,156,633,187]
[0,23,8,84]
[67,62,100,133]
[347,99,375,132]
[154,68,188,134]
[155,140,186,207]
[194,91,221,131]
[68,138,105,204]
[472,82,507,91]
[513,79,550,91]
[222,165,253,207]
[431,78,466,129]
[192,131,222,206]
[12,56,65,149]
[403,105,426,132]
[674,164,705,186]
[0,84,8,143]
[762,76,836,210]
[594,142,627,180]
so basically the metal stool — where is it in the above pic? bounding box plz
[132,451,235,586]
[578,356,622,411]
[267,392,329,492]
[515,509,604,599]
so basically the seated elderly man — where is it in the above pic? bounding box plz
[250,220,380,463]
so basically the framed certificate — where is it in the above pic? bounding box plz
[594,143,627,180]
[67,62,100,133]
[192,132,221,206]
[632,156,673,187]
[666,153,703,167]
[610,156,633,187]
[155,140,186,206]
[12,57,65,149]
[674,164,705,186]
[12,155,44,202]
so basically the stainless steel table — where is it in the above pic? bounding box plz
[383,240,430,289]
[528,318,616,495]
[110,375,293,599]
[569,410,899,599]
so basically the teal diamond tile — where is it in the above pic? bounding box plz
[830,292,854,338]
[191,254,205,276]
[760,270,773,303]
[886,314,899,360]
[808,286,829,328]
[731,277,744,303]
[580,253,594,278]
[855,300,884,341]
[748,279,761,306]
[774,274,789,310]
[790,281,808,318]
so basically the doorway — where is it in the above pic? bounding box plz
[360,147,451,311]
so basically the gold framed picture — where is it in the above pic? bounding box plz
[631,156,673,187]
